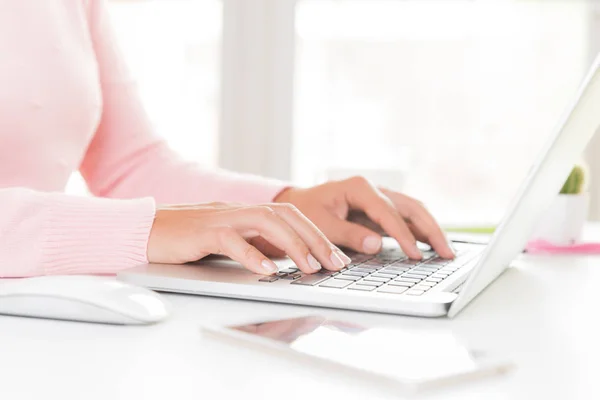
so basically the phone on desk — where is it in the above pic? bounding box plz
[202,316,513,393]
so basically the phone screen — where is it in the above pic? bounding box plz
[228,316,510,387]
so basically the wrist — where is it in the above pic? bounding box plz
[273,186,295,203]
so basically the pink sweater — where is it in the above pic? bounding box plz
[0,0,285,278]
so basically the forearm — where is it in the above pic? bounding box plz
[85,139,287,204]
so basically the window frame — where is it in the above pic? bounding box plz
[218,0,297,180]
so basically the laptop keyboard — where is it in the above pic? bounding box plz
[258,247,480,296]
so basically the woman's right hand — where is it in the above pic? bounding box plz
[147,202,352,275]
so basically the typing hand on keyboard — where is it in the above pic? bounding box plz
[274,177,456,260]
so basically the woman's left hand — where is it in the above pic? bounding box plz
[273,176,455,260]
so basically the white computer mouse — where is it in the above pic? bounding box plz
[0,275,170,325]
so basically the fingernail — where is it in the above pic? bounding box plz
[330,251,345,269]
[307,254,322,271]
[362,236,382,253]
[261,260,278,274]
[335,248,352,265]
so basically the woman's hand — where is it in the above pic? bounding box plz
[274,177,455,260]
[147,202,351,275]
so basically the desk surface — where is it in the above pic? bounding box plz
[2,230,600,400]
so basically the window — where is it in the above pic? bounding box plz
[68,0,222,195]
[108,0,222,165]
[294,0,591,225]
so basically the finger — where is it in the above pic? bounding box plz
[317,210,383,255]
[248,237,287,258]
[381,190,455,259]
[212,227,279,275]
[344,177,421,259]
[406,213,454,259]
[270,203,350,271]
[226,206,323,274]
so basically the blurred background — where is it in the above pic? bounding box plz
[69,0,600,226]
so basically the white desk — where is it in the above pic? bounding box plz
[2,232,600,400]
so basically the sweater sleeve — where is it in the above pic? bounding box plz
[80,0,287,205]
[0,188,155,278]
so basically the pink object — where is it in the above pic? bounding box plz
[525,240,600,255]
[0,1,285,278]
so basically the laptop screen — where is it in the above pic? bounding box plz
[449,54,600,317]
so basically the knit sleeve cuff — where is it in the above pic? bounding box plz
[41,194,156,275]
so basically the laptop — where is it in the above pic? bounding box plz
[118,55,600,318]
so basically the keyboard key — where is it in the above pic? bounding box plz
[336,275,361,281]
[416,265,439,271]
[395,260,421,267]
[416,269,438,275]
[396,277,421,283]
[389,261,412,268]
[411,269,433,276]
[388,281,414,287]
[364,276,390,283]
[363,260,385,267]
[409,269,430,274]
[320,279,353,289]
[403,272,428,278]
[343,271,370,278]
[383,266,411,273]
[373,257,395,264]
[406,289,426,296]
[291,275,330,286]
[354,265,382,271]
[351,268,375,274]
[401,274,425,281]
[425,277,443,283]
[416,285,433,292]
[356,281,384,287]
[280,268,299,274]
[348,285,376,292]
[427,261,449,267]
[378,286,409,294]
[428,257,451,265]
[430,270,449,276]
[316,270,339,276]
[281,273,302,280]
[432,273,450,279]
[417,281,436,288]
[380,267,404,273]
[374,271,400,278]
[371,272,396,278]
[258,276,279,283]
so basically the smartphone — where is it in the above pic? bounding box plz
[202,316,513,393]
